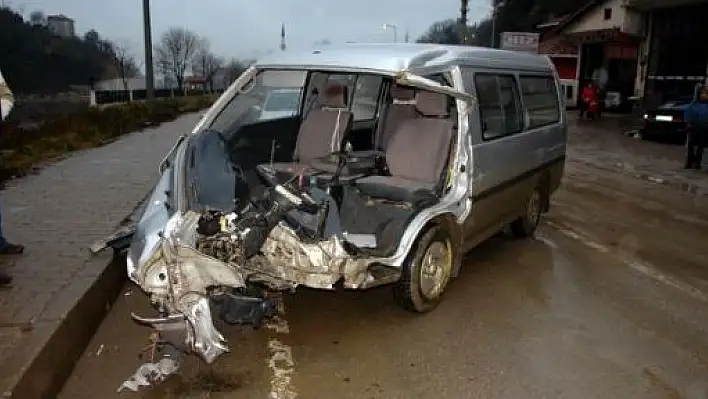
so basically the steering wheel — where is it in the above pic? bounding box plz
[255,165,320,214]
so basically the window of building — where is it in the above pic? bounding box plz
[603,8,612,20]
[519,76,560,129]
[472,73,523,140]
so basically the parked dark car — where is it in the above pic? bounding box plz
[639,95,694,143]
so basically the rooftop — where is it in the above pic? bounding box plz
[47,14,74,22]
[254,43,553,75]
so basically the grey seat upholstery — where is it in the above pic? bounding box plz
[356,90,455,204]
[268,83,354,175]
[294,83,353,163]
[378,85,419,150]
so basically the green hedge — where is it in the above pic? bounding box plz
[0,94,219,182]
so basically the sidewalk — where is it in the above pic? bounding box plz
[567,114,708,196]
[0,113,201,398]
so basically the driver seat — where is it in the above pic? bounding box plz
[355,90,455,204]
[267,83,353,177]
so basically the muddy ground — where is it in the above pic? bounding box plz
[59,117,708,399]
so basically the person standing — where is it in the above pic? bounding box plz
[591,65,608,117]
[0,68,25,286]
[579,82,598,120]
[683,85,708,170]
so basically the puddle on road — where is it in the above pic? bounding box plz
[160,369,253,398]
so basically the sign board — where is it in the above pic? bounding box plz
[500,32,540,53]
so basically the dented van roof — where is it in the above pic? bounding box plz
[254,43,555,75]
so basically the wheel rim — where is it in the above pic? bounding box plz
[527,189,542,226]
[419,240,453,301]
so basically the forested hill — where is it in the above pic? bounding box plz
[0,7,116,94]
[492,0,591,33]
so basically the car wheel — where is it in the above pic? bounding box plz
[510,184,544,238]
[393,226,454,313]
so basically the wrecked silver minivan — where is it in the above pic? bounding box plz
[96,43,566,376]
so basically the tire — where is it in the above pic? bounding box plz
[510,183,544,238]
[393,226,454,313]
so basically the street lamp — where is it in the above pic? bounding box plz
[142,0,155,101]
[382,23,398,43]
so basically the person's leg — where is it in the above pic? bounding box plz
[0,201,22,255]
[695,128,706,169]
[0,200,7,251]
[685,129,697,169]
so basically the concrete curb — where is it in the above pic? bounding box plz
[0,250,126,399]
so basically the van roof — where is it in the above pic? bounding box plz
[254,43,554,75]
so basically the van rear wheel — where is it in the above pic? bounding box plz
[510,185,543,238]
[393,226,454,313]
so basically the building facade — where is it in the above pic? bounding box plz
[46,14,75,37]
[538,0,644,110]
[539,0,708,110]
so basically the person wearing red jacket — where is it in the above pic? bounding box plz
[579,82,598,120]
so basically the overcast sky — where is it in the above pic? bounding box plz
[12,0,491,62]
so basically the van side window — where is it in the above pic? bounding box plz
[474,73,523,140]
[519,76,560,129]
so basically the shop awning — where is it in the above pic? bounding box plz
[561,28,642,45]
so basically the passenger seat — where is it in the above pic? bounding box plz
[377,85,419,150]
[355,90,455,204]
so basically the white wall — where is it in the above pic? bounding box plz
[565,0,644,36]
[94,78,146,91]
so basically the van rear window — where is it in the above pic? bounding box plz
[519,76,560,129]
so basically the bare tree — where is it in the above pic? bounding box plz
[223,58,246,85]
[114,41,142,97]
[154,27,199,93]
[192,37,224,92]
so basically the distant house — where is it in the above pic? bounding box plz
[184,70,233,92]
[538,0,645,109]
[46,14,75,38]
[184,76,206,91]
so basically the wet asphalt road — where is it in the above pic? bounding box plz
[59,118,708,399]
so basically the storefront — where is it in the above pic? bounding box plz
[632,0,708,108]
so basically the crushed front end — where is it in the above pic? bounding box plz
[122,152,382,377]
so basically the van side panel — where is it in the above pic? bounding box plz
[460,65,566,249]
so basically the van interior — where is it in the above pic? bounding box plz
[184,69,459,257]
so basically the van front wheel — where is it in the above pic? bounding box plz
[393,226,454,313]
[510,186,543,238]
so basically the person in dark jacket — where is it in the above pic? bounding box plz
[684,85,708,169]
[1,69,25,287]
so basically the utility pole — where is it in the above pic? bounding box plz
[460,0,469,44]
[142,0,155,101]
